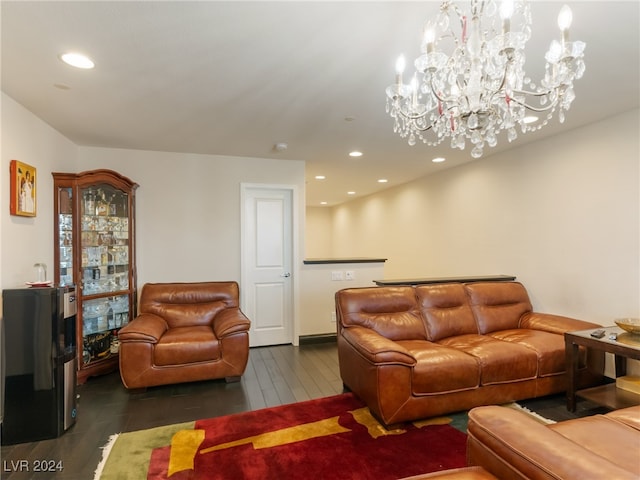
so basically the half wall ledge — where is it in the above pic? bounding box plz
[303,258,387,265]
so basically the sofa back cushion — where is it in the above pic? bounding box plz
[465,282,533,334]
[416,283,478,341]
[140,281,239,329]
[336,286,426,341]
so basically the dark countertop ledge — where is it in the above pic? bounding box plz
[303,258,387,265]
[374,274,516,286]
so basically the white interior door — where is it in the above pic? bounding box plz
[241,185,294,347]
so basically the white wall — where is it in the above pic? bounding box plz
[77,147,305,287]
[299,261,385,336]
[0,93,78,289]
[326,110,640,325]
[305,206,333,258]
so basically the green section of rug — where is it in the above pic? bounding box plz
[97,421,194,480]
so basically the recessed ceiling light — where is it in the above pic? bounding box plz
[315,175,326,180]
[378,179,388,183]
[349,151,363,157]
[274,142,288,152]
[347,191,356,195]
[432,157,446,163]
[523,115,539,124]
[59,52,95,69]
[320,201,328,205]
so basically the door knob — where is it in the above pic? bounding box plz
[280,272,291,278]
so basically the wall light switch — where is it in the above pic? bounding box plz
[331,271,343,281]
[345,270,355,281]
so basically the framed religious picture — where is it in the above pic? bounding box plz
[10,160,37,217]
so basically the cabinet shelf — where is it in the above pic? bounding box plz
[82,290,132,300]
[53,169,138,384]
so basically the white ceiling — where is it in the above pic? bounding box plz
[2,1,638,206]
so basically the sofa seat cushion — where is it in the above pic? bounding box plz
[399,340,479,394]
[489,328,566,376]
[154,326,220,366]
[438,335,538,385]
[550,413,640,476]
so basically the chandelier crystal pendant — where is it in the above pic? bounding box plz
[385,0,586,158]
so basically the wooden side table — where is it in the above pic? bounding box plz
[565,326,640,411]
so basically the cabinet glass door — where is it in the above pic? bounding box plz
[80,184,130,296]
[57,186,74,286]
[81,295,129,366]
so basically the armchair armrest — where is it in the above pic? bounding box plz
[118,313,168,343]
[213,307,251,338]
[520,312,601,335]
[340,326,416,366]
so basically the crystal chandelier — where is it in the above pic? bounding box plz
[385,0,586,158]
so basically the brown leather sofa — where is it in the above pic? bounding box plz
[465,404,640,479]
[118,281,251,389]
[336,281,603,427]
[402,404,640,479]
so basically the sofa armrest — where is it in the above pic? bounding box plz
[467,406,637,480]
[340,326,416,366]
[118,313,168,343]
[520,312,601,335]
[213,307,251,338]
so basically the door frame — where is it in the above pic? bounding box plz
[240,183,300,346]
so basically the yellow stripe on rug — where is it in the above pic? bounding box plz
[199,415,350,455]
[168,429,206,477]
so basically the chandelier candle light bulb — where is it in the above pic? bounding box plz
[500,0,514,33]
[558,4,572,45]
[395,55,405,86]
[385,0,585,158]
[424,28,435,54]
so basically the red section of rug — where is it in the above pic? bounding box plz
[148,393,466,479]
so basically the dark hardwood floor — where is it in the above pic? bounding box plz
[1,342,607,480]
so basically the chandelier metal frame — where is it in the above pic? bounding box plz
[386,0,586,158]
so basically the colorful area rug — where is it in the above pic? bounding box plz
[95,393,467,479]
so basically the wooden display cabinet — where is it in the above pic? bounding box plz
[53,169,138,384]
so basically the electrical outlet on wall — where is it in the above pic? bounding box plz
[345,270,355,280]
[331,271,343,281]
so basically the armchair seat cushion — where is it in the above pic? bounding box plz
[154,326,220,366]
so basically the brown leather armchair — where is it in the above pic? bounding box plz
[118,281,251,389]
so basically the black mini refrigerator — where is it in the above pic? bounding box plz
[1,286,77,445]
